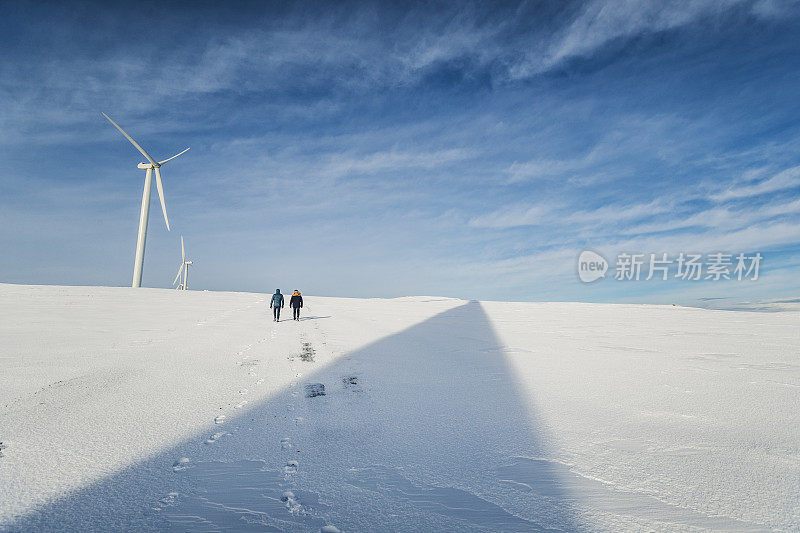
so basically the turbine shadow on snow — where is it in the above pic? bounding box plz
[8,302,581,532]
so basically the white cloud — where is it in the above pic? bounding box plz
[506,157,589,183]
[323,149,471,178]
[469,198,672,230]
[609,219,800,254]
[509,0,791,78]
[565,199,673,226]
[711,165,800,200]
[553,0,743,62]
[623,196,800,236]
[469,204,552,229]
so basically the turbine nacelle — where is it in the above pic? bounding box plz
[136,148,190,170]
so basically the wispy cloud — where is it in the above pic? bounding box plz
[469,204,553,229]
[323,149,472,178]
[510,0,790,77]
[711,165,800,200]
[506,157,591,184]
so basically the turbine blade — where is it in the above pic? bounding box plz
[154,167,170,231]
[181,235,185,261]
[173,263,184,286]
[102,113,158,166]
[158,147,190,165]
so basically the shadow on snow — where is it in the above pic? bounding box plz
[8,302,582,532]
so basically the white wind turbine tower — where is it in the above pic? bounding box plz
[173,236,193,291]
[102,113,189,288]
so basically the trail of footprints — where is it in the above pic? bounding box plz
[191,327,273,450]
[274,328,362,532]
[279,332,312,519]
[170,320,349,532]
[279,327,357,530]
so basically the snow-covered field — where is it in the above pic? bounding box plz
[1,283,798,532]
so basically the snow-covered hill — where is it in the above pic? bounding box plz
[1,284,798,531]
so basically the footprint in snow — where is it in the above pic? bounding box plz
[299,342,315,362]
[305,383,325,398]
[205,432,230,444]
[284,460,299,474]
[321,526,341,533]
[214,415,226,424]
[172,457,191,472]
[342,375,362,392]
[154,492,180,510]
[294,417,304,426]
[281,437,292,450]
[281,491,304,514]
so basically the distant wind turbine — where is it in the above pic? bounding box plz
[173,236,193,291]
[102,113,189,288]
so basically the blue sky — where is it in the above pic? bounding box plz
[2,0,800,304]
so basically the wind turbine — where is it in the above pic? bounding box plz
[173,235,193,290]
[102,113,189,288]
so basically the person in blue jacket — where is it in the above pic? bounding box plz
[270,289,284,322]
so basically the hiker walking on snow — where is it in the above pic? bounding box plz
[290,290,303,321]
[270,289,284,322]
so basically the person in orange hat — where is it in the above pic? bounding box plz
[289,289,303,321]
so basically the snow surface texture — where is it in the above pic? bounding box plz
[0,283,798,531]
